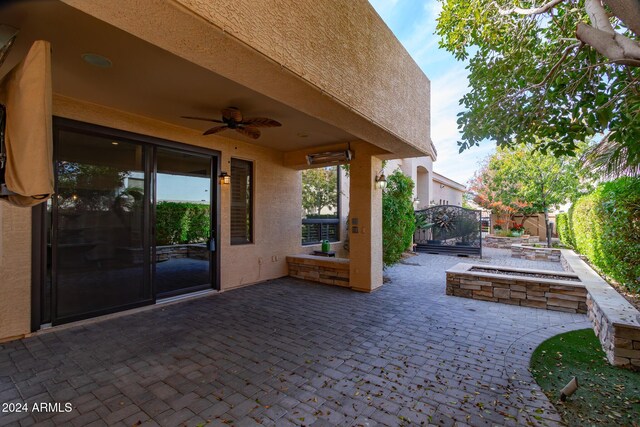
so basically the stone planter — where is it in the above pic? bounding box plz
[446,263,587,313]
[156,243,209,262]
[484,235,539,249]
[511,244,561,262]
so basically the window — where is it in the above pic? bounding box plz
[230,158,253,245]
[301,166,340,245]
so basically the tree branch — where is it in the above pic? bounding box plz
[576,22,640,66]
[507,42,581,99]
[497,0,566,16]
[585,0,615,35]
[603,0,640,37]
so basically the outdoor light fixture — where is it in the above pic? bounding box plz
[306,149,352,166]
[560,377,578,401]
[375,172,387,190]
[219,171,231,185]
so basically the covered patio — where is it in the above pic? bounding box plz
[0,0,433,340]
[0,249,589,426]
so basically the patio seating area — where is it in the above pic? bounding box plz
[0,248,589,426]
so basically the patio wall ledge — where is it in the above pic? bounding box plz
[560,250,640,370]
[286,255,350,288]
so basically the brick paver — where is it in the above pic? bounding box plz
[0,248,589,426]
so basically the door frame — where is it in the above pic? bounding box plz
[152,145,217,299]
[31,117,221,330]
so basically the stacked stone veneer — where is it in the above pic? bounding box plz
[484,235,539,249]
[511,244,561,262]
[156,244,209,262]
[286,255,350,288]
[446,264,587,313]
[560,250,640,370]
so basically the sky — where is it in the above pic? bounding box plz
[368,0,496,186]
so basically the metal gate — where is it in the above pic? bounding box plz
[414,205,482,256]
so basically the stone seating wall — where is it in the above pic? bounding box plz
[511,244,561,262]
[286,255,350,288]
[447,250,640,370]
[446,264,587,313]
[560,250,640,370]
[484,235,539,249]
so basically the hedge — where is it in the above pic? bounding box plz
[382,170,415,267]
[156,202,210,245]
[556,212,573,247]
[569,177,640,293]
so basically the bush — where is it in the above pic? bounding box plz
[156,202,210,245]
[556,212,573,247]
[570,177,640,293]
[382,170,415,267]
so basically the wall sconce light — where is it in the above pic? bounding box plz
[375,172,387,190]
[219,171,231,185]
[413,197,420,206]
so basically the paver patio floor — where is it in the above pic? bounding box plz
[0,248,590,427]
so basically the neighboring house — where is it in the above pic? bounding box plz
[431,172,466,207]
[0,0,435,341]
[383,156,465,209]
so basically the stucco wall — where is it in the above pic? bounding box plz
[53,95,303,290]
[386,157,434,210]
[432,183,463,206]
[61,0,431,158]
[174,0,430,153]
[0,203,32,342]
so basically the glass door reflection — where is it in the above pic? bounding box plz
[53,131,150,323]
[154,148,213,297]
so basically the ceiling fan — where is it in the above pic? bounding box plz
[182,107,281,139]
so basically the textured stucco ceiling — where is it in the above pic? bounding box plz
[0,0,356,151]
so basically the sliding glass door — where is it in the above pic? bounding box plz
[44,120,218,325]
[51,130,151,323]
[154,148,213,298]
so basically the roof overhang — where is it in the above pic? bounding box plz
[0,0,433,158]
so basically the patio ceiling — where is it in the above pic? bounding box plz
[0,0,357,152]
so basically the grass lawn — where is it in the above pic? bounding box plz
[530,328,640,426]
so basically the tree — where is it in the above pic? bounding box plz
[301,167,338,216]
[468,158,535,229]
[382,170,416,267]
[437,0,640,177]
[469,144,588,246]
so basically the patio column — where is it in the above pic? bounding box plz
[348,142,383,292]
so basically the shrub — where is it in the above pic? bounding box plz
[382,170,415,267]
[510,223,525,233]
[570,177,640,293]
[556,212,573,247]
[156,202,210,245]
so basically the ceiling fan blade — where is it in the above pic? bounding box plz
[181,116,224,123]
[222,107,243,122]
[203,125,229,135]
[236,126,261,139]
[241,117,282,128]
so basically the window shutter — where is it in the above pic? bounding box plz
[230,159,252,244]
